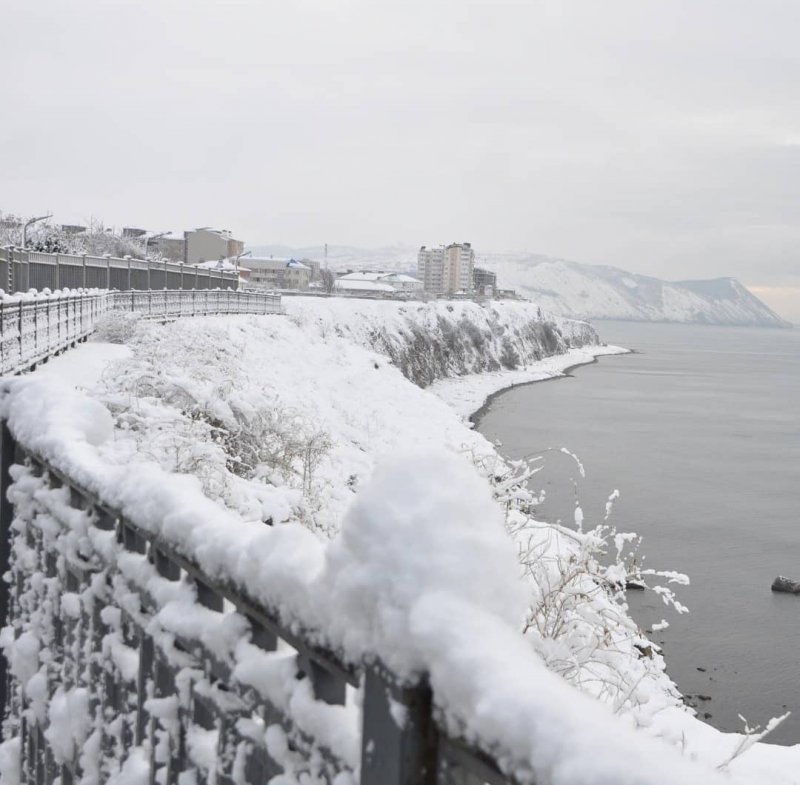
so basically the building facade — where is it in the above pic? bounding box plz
[184,228,244,264]
[246,258,311,290]
[417,243,475,295]
[473,267,497,296]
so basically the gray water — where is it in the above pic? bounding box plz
[475,321,800,745]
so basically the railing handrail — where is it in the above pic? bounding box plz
[0,289,282,377]
[0,245,240,295]
[0,418,512,784]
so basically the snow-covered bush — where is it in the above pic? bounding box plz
[470,448,689,723]
[94,320,334,532]
[93,310,143,344]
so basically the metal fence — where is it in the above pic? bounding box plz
[0,290,283,376]
[0,247,238,294]
[0,430,512,785]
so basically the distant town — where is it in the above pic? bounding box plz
[0,213,518,302]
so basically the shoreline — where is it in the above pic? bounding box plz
[429,343,631,423]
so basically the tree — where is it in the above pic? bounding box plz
[320,267,337,294]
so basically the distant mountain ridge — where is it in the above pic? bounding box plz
[250,244,790,328]
[482,255,791,328]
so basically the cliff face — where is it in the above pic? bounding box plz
[482,256,791,328]
[285,298,599,387]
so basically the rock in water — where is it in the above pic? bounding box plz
[771,576,800,594]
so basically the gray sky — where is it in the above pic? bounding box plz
[3,0,799,319]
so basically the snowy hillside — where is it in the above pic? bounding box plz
[481,254,790,327]
[284,298,599,387]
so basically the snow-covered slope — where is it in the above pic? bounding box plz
[284,298,599,387]
[479,254,791,327]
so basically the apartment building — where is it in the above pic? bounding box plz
[246,258,311,290]
[184,228,244,264]
[417,243,475,295]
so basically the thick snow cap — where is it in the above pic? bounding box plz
[317,447,527,678]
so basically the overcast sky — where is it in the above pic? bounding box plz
[3,0,799,319]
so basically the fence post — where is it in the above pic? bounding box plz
[360,668,437,785]
[0,422,17,737]
[17,302,22,367]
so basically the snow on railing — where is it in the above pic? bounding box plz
[0,289,282,376]
[0,378,736,785]
[0,246,238,294]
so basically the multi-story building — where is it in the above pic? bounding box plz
[184,228,244,264]
[246,258,311,290]
[473,267,497,296]
[417,243,474,295]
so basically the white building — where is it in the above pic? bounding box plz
[334,278,396,298]
[337,271,423,295]
[417,243,474,295]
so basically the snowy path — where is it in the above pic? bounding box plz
[30,341,131,389]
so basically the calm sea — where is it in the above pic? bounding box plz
[475,321,800,745]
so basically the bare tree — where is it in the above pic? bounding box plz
[320,267,337,294]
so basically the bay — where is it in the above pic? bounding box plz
[475,321,800,745]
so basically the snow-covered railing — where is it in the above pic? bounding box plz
[0,429,510,785]
[0,289,282,376]
[0,247,238,294]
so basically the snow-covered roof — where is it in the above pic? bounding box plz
[287,259,310,270]
[194,259,238,271]
[339,272,387,282]
[380,273,421,283]
[334,279,396,293]
[245,257,310,271]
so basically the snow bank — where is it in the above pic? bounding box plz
[431,344,630,420]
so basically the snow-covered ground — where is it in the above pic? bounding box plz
[1,300,797,783]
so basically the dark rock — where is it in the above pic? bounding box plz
[696,667,706,672]
[771,576,800,594]
[697,695,712,701]
[703,712,713,720]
